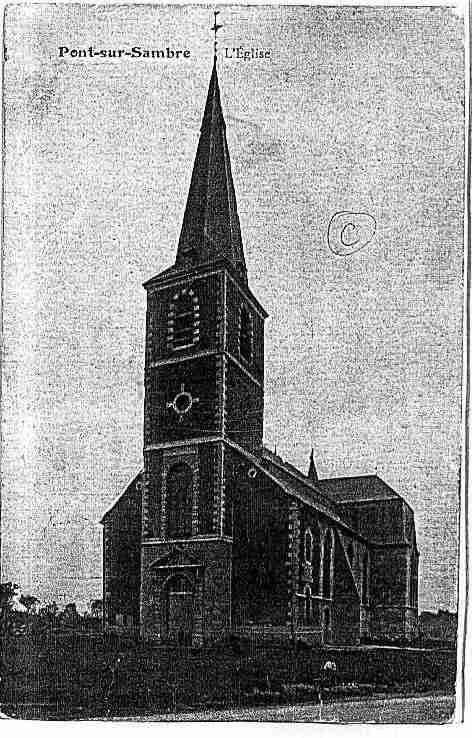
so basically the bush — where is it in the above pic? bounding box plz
[282,683,320,699]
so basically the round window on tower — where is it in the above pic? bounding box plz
[167,384,199,422]
[174,392,192,414]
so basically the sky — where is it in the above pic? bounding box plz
[1,3,465,612]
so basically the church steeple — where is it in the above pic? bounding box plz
[175,59,247,283]
[308,449,319,483]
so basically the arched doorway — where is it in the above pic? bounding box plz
[165,574,194,644]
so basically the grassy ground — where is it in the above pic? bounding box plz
[0,628,457,720]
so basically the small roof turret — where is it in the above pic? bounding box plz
[308,448,319,483]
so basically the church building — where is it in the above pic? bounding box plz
[101,59,419,646]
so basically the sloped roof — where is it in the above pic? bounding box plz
[260,447,341,519]
[256,450,406,545]
[100,469,142,523]
[317,475,402,504]
[258,451,413,546]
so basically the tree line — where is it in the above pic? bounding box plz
[0,581,103,634]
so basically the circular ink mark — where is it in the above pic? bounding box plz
[328,212,376,256]
[340,223,360,247]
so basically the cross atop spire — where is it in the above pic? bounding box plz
[308,448,319,483]
[175,52,247,282]
[211,10,222,59]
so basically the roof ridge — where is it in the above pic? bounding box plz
[100,468,143,523]
[260,451,344,514]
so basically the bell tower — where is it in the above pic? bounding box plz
[139,58,267,643]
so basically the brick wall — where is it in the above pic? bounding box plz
[229,453,289,627]
[331,533,361,644]
[224,361,264,453]
[370,545,412,639]
[140,539,232,644]
[342,498,405,544]
[102,476,142,629]
[146,272,222,363]
[145,355,219,445]
[225,275,265,383]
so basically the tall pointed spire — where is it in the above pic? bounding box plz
[308,448,318,483]
[175,58,247,282]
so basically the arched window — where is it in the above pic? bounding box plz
[304,585,312,625]
[410,554,418,608]
[361,552,369,605]
[347,542,354,567]
[323,607,331,642]
[322,529,334,599]
[239,306,252,362]
[312,525,322,595]
[168,289,199,350]
[165,463,193,539]
[304,528,313,563]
